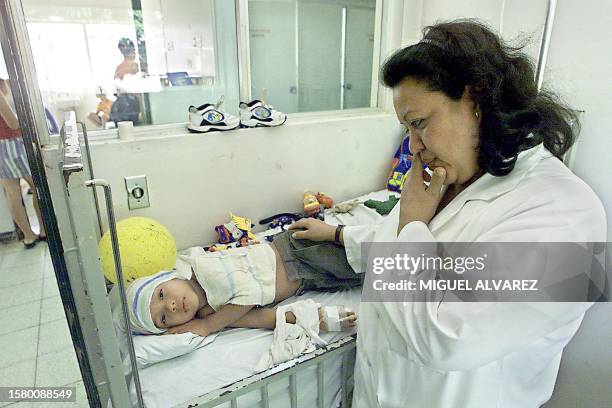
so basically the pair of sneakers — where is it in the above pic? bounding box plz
[187,96,287,133]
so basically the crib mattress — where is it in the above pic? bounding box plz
[132,288,361,408]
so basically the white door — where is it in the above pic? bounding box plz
[298,2,343,112]
[249,1,298,113]
[344,6,375,109]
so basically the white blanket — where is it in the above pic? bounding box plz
[255,299,326,372]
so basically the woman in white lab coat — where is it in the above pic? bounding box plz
[290,20,606,407]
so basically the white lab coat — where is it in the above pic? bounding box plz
[343,144,606,408]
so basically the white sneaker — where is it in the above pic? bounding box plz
[187,96,240,133]
[239,100,287,128]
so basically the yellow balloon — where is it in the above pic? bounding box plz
[98,217,177,286]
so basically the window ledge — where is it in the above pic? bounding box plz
[49,107,394,146]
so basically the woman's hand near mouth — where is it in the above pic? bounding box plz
[408,154,434,182]
[398,153,446,234]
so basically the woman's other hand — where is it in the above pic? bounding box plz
[288,218,335,241]
[165,318,210,337]
[398,153,446,233]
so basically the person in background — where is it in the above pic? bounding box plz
[0,78,46,248]
[112,38,141,124]
[114,38,139,80]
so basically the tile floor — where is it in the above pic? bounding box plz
[0,200,88,407]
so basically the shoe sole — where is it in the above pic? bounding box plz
[240,116,287,128]
[187,124,240,133]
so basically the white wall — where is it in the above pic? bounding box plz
[87,113,400,249]
[539,1,612,407]
[402,0,548,63]
[543,1,612,241]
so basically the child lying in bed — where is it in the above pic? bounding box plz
[126,229,362,337]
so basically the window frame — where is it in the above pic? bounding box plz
[235,0,383,114]
[45,0,387,143]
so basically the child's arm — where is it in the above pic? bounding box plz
[167,304,254,336]
[196,304,216,318]
[205,304,254,333]
[228,307,280,330]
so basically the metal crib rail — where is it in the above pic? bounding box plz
[56,112,136,407]
[77,121,104,238]
[317,360,325,408]
[85,179,145,408]
[180,334,356,408]
[59,118,104,239]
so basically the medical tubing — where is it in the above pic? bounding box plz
[84,179,145,408]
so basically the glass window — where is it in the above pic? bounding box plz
[21,0,379,134]
[248,0,377,113]
[22,0,239,131]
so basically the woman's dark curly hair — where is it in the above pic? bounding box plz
[381,19,578,176]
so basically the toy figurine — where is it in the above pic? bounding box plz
[328,199,361,216]
[315,192,334,209]
[215,212,256,246]
[303,191,321,216]
[259,213,303,231]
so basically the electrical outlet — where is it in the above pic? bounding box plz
[125,175,150,210]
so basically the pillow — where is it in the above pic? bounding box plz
[386,132,412,192]
[132,331,217,369]
[109,285,217,369]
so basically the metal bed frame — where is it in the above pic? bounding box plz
[187,335,356,408]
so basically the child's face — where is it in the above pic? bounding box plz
[149,278,199,329]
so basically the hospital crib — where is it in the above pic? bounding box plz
[44,112,357,407]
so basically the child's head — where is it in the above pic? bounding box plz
[126,270,199,334]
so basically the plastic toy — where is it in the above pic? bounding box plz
[259,213,303,231]
[315,192,334,209]
[303,191,321,216]
[387,132,412,192]
[98,217,177,286]
[364,195,400,215]
[215,212,256,246]
[328,200,361,216]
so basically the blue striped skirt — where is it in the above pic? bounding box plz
[0,137,31,179]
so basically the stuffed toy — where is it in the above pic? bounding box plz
[364,195,400,215]
[328,200,361,216]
